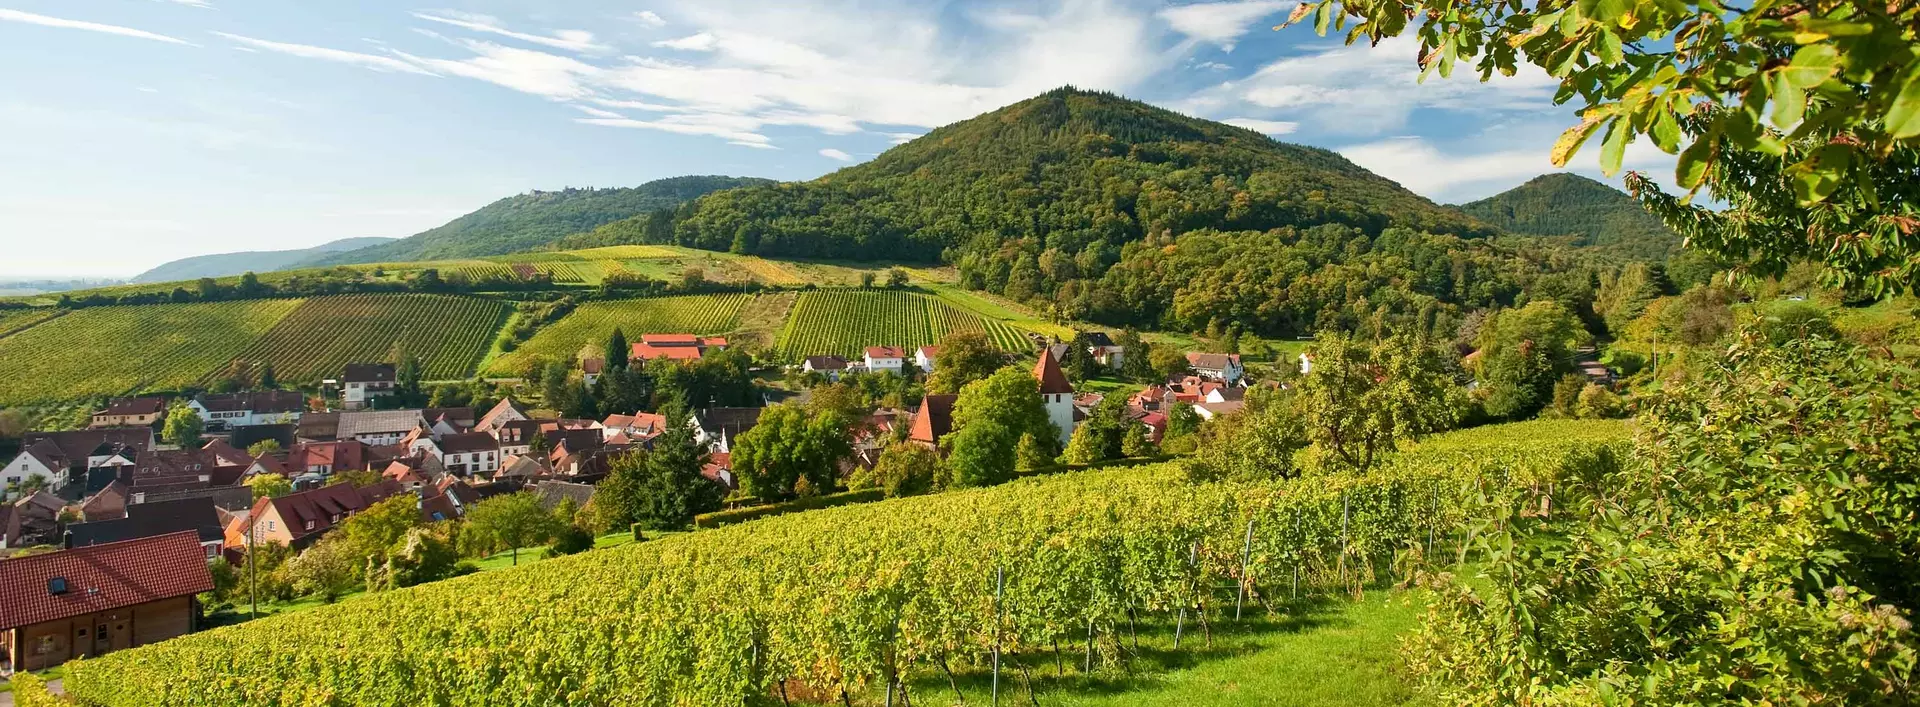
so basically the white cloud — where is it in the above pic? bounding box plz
[211,32,437,75]
[1158,1,1287,51]
[155,0,213,8]
[397,40,599,99]
[0,8,195,45]
[729,140,777,149]
[1340,124,1676,202]
[652,32,717,51]
[574,105,625,119]
[1194,61,1231,70]
[819,148,852,161]
[410,10,606,53]
[1180,35,1559,136]
[1222,117,1297,135]
[576,116,772,147]
[590,97,682,112]
[881,131,922,144]
[633,11,667,28]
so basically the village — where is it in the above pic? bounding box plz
[0,330,1267,677]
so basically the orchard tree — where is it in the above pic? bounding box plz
[1279,0,1920,291]
[460,492,559,566]
[245,474,292,501]
[1301,332,1461,473]
[162,403,204,447]
[730,403,852,500]
[951,367,1058,457]
[925,331,1005,394]
[945,420,1018,488]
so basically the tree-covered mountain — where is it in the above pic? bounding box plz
[1456,173,1681,260]
[307,176,771,266]
[131,237,396,283]
[569,87,1491,263]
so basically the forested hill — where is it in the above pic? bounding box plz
[566,87,1491,261]
[307,175,771,266]
[1457,173,1680,260]
[132,237,395,283]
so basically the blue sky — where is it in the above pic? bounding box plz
[0,0,1677,278]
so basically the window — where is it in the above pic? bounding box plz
[305,520,314,531]
[266,520,275,531]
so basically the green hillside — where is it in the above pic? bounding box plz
[0,299,302,406]
[131,237,396,283]
[308,175,771,266]
[1456,173,1680,260]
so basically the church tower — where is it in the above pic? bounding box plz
[1033,348,1076,446]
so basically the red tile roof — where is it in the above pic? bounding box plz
[641,333,700,345]
[0,530,214,629]
[1032,348,1074,395]
[909,394,958,446]
[865,346,907,359]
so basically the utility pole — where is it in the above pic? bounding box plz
[248,514,258,620]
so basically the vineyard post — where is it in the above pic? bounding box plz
[1084,615,1094,673]
[1339,492,1350,586]
[1235,518,1254,621]
[992,565,1003,707]
[1427,483,1437,562]
[1291,508,1300,601]
[1173,542,1195,649]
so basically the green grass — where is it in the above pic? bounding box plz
[928,284,1074,340]
[0,299,303,405]
[877,590,1429,707]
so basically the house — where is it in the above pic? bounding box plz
[1185,352,1244,384]
[599,412,670,444]
[688,408,763,454]
[915,346,937,372]
[532,480,595,513]
[65,496,225,558]
[545,429,610,477]
[581,357,605,387]
[423,407,477,434]
[188,391,306,431]
[488,419,543,457]
[341,363,397,410]
[277,441,371,481]
[802,355,851,380]
[907,395,958,449]
[1083,332,1125,369]
[418,477,481,522]
[231,481,403,550]
[700,452,735,491]
[863,346,907,376]
[1192,400,1246,421]
[0,531,216,672]
[1034,348,1076,446]
[854,408,911,453]
[2,492,64,548]
[630,334,728,362]
[89,398,168,429]
[335,410,428,446]
[122,448,247,496]
[475,397,531,433]
[1135,410,1168,443]
[79,481,130,522]
[415,432,501,476]
[495,454,552,483]
[5,428,155,493]
[297,412,341,442]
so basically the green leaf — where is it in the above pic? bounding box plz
[1788,145,1851,205]
[1780,44,1840,89]
[1675,134,1715,189]
[1771,72,1806,129]
[1314,1,1333,36]
[1650,103,1681,153]
[1600,117,1629,177]
[1886,65,1920,139]
[1552,112,1608,167]
[1597,29,1623,65]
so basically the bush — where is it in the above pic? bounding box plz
[546,525,595,556]
[692,488,884,529]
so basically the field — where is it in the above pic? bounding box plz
[63,420,1626,706]
[927,284,1078,340]
[0,299,302,405]
[777,289,1033,357]
[223,294,509,383]
[488,293,754,373]
[0,308,62,338]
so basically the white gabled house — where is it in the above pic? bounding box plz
[863,346,907,376]
[188,390,306,430]
[1185,352,1245,384]
[915,346,938,372]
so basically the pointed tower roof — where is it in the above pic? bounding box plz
[1032,347,1074,395]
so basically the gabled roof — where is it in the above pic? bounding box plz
[1032,348,1074,395]
[865,346,907,359]
[804,355,850,370]
[1083,332,1117,348]
[343,363,395,383]
[80,481,130,522]
[67,496,224,547]
[336,410,427,438]
[423,407,477,428]
[909,394,958,446]
[692,408,763,437]
[196,390,306,414]
[95,397,167,417]
[1185,352,1242,370]
[0,530,215,630]
[253,481,402,544]
[533,480,595,511]
[201,439,253,469]
[476,397,530,432]
[918,345,938,358]
[20,427,155,467]
[298,411,341,441]
[438,432,499,454]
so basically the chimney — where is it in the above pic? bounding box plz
[131,492,145,504]
[62,529,74,550]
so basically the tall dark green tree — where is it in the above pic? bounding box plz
[605,328,629,372]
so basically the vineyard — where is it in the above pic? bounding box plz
[64,420,1629,706]
[223,294,509,383]
[0,307,62,339]
[488,293,753,373]
[778,289,1032,357]
[0,299,301,406]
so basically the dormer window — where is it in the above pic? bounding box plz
[305,520,315,531]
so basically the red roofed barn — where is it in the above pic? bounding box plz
[0,531,215,671]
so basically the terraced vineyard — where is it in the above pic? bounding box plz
[488,293,753,373]
[777,289,1031,357]
[0,299,302,405]
[225,294,509,383]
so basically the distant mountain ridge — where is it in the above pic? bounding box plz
[306,176,772,266]
[131,237,396,283]
[1455,173,1680,260]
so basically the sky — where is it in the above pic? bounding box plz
[0,0,1679,279]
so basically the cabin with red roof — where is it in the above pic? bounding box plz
[0,530,215,672]
[630,334,728,362]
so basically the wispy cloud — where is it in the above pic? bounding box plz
[880,131,922,145]
[210,31,437,74]
[1339,124,1674,202]
[574,105,625,119]
[1158,1,1287,51]
[633,11,667,28]
[155,0,214,8]
[1222,117,1297,135]
[0,8,196,45]
[652,32,716,51]
[575,115,773,147]
[398,40,598,99]
[409,10,606,53]
[819,148,852,161]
